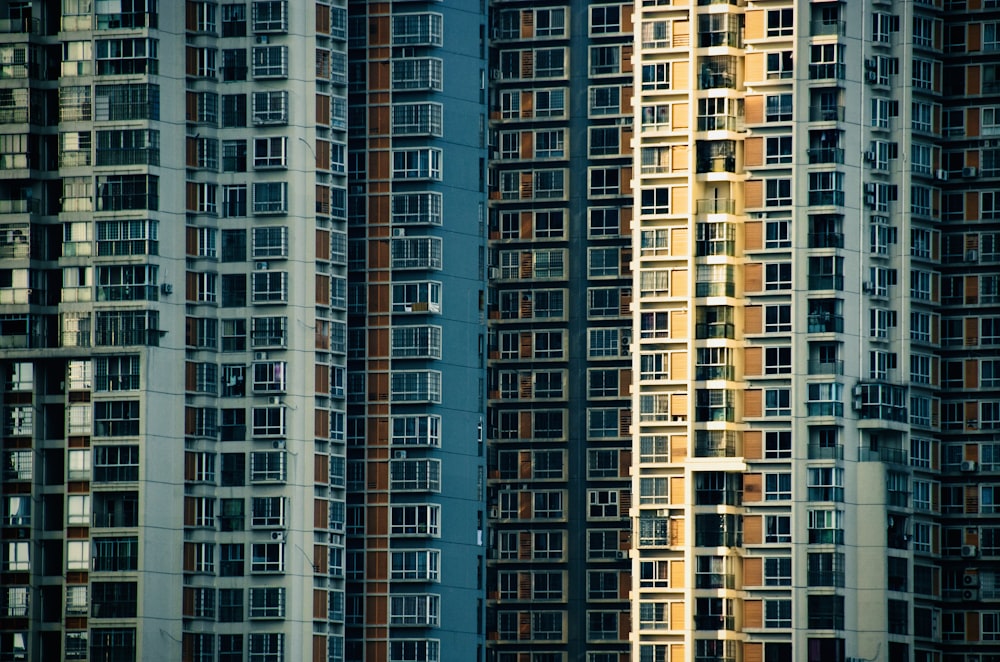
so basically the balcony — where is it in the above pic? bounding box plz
[808,232,844,248]
[809,105,845,122]
[808,147,845,164]
[698,31,742,49]
[0,198,39,215]
[808,63,846,80]
[696,198,736,215]
[0,17,40,33]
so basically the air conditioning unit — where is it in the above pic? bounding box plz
[863,150,876,162]
[963,588,979,601]
[256,35,269,44]
[160,283,173,295]
[935,169,949,181]
[865,194,876,207]
[655,509,670,517]
[862,281,875,294]
[866,70,878,82]
[272,439,285,449]
[962,544,978,558]
[490,68,503,81]
[967,250,979,262]
[963,167,978,177]
[270,530,286,542]
[488,266,500,280]
[255,261,269,270]
[621,335,632,356]
[961,460,978,472]
[393,450,407,459]
[391,228,406,237]
[864,58,878,71]
[489,507,499,519]
[616,551,627,560]
[865,183,877,194]
[964,572,980,587]
[254,352,269,361]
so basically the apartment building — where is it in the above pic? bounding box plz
[632,0,1000,661]
[344,1,488,661]
[0,0,486,661]
[485,2,635,661]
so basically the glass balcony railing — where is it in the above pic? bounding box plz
[808,63,846,80]
[808,232,844,248]
[696,198,736,215]
[807,313,843,333]
[807,147,845,164]
[809,106,845,122]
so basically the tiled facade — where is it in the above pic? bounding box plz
[0,1,486,661]
[632,0,1000,661]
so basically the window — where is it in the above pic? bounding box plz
[390,504,440,536]
[253,137,286,169]
[248,633,284,662]
[641,64,670,91]
[765,473,792,500]
[765,94,792,122]
[765,179,791,207]
[765,599,792,628]
[393,148,441,180]
[252,183,287,214]
[250,543,284,573]
[767,8,793,36]
[764,557,791,586]
[591,5,620,33]
[252,0,288,33]
[590,46,620,76]
[764,517,789,546]
[587,89,621,123]
[252,91,288,125]
[96,38,158,76]
[765,304,791,333]
[764,262,792,290]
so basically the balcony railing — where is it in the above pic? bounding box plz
[695,282,736,297]
[859,446,908,464]
[808,63,846,80]
[695,439,738,458]
[809,106,845,122]
[808,232,844,248]
[697,115,743,132]
[696,239,736,257]
[695,322,735,339]
[808,147,845,164]
[807,313,843,333]
[695,366,735,381]
[0,198,39,214]
[808,529,844,544]
[696,198,736,215]
[806,402,844,417]
[694,615,735,631]
[808,191,845,207]
[808,275,844,290]
[808,444,844,460]
[697,156,736,174]
[808,359,844,375]
[695,574,736,589]
[810,20,846,36]
[807,570,845,587]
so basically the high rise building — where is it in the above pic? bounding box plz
[0,1,486,661]
[344,1,488,661]
[485,2,636,660]
[632,0,1000,661]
